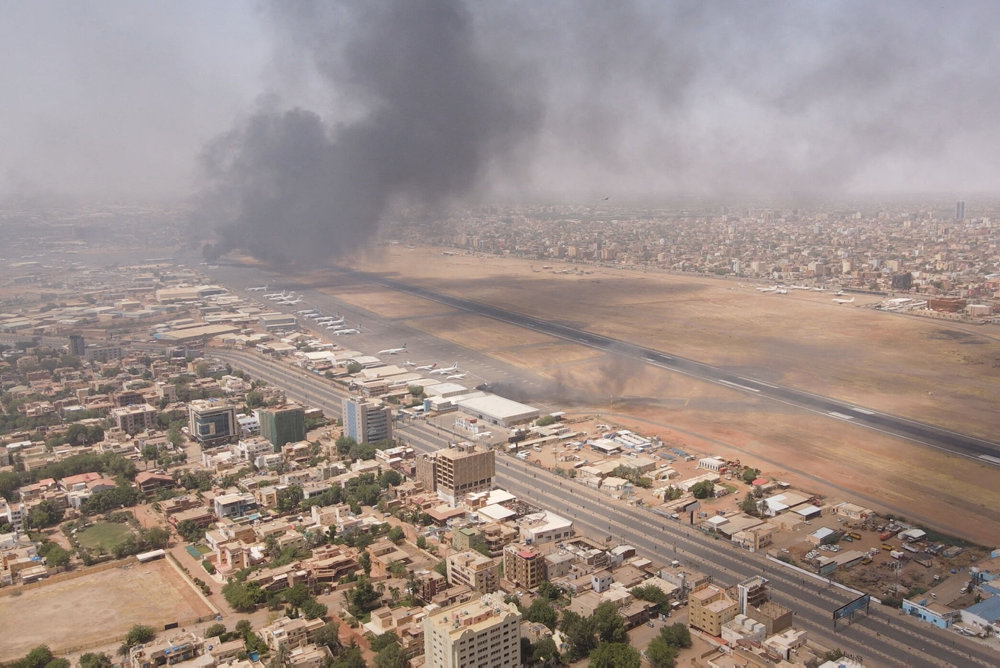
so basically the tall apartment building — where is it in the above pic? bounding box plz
[258,405,306,447]
[446,551,500,594]
[111,403,157,434]
[342,397,392,444]
[423,593,521,668]
[68,334,85,357]
[188,400,237,446]
[434,443,494,504]
[503,543,547,590]
[688,583,738,636]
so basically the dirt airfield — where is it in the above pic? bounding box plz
[287,246,999,543]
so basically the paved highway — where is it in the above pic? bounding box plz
[331,268,1000,467]
[208,348,994,667]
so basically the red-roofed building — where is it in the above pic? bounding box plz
[60,472,102,491]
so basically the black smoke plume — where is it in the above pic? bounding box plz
[198,0,539,265]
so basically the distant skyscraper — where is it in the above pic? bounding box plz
[258,405,305,447]
[68,334,85,357]
[956,200,965,221]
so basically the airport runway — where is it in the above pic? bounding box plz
[334,268,1000,467]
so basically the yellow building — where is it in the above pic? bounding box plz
[688,583,738,636]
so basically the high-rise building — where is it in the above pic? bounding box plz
[258,405,306,447]
[68,334,85,357]
[956,200,966,221]
[433,443,494,503]
[423,593,521,668]
[342,397,393,444]
[503,543,547,590]
[188,400,237,446]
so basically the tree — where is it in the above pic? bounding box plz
[346,361,362,374]
[176,519,205,543]
[26,500,63,530]
[204,623,227,639]
[369,632,400,653]
[631,583,669,615]
[530,637,560,666]
[276,485,304,513]
[15,645,55,668]
[358,550,372,576]
[658,623,692,649]
[524,598,558,630]
[223,580,266,612]
[301,598,328,620]
[536,415,556,427]
[312,621,340,652]
[415,535,427,550]
[741,468,759,484]
[41,544,71,569]
[591,602,626,644]
[285,582,311,608]
[374,643,406,668]
[78,652,114,668]
[120,625,155,655]
[588,642,640,668]
[537,580,562,600]
[740,494,762,517]
[387,526,405,544]
[690,480,715,499]
[559,610,596,661]
[346,575,381,615]
[335,436,356,457]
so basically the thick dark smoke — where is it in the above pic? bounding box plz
[199,0,539,264]
[194,0,1000,263]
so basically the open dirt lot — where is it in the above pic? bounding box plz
[296,246,1000,543]
[0,559,213,661]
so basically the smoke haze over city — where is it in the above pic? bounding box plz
[4,1,1000,248]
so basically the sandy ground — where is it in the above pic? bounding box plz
[0,559,213,661]
[299,246,1000,544]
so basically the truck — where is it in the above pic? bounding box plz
[849,532,862,540]
[880,530,896,541]
[890,550,905,559]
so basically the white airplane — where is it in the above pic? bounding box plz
[334,328,359,335]
[283,297,304,304]
[415,363,437,371]
[756,286,778,293]
[431,362,459,375]
[248,285,267,292]
[404,360,416,367]
[447,373,467,380]
[263,292,284,299]
[267,292,290,300]
[296,308,317,315]
[378,344,407,355]
[833,296,855,304]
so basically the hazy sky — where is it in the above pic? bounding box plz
[3,0,999,206]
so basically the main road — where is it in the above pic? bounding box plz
[208,348,994,667]
[329,268,1000,466]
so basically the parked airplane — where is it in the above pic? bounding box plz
[415,363,437,371]
[833,296,855,304]
[756,286,778,293]
[404,360,416,367]
[248,285,268,292]
[378,344,407,355]
[267,292,290,300]
[296,309,317,315]
[334,328,359,335]
[263,292,284,299]
[431,362,459,375]
[447,373,467,380]
[278,296,303,304]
